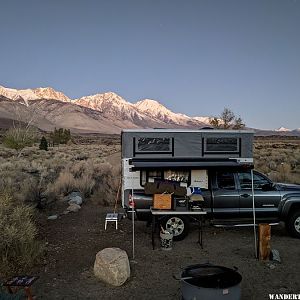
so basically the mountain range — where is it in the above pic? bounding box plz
[0,85,299,135]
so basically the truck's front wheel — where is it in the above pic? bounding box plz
[161,216,189,241]
[287,210,300,238]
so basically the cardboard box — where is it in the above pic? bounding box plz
[153,194,172,210]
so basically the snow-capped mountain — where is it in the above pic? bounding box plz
[0,86,71,103]
[74,92,168,127]
[134,99,190,124]
[134,99,207,127]
[0,85,299,134]
[275,127,291,132]
[75,92,136,118]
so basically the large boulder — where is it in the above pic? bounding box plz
[94,248,130,286]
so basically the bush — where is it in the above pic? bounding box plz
[3,127,37,153]
[0,191,43,277]
[39,136,48,151]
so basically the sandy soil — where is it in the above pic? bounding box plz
[32,200,300,300]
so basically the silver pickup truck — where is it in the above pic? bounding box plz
[130,170,300,240]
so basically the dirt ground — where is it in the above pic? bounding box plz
[33,200,300,300]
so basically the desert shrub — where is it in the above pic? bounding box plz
[0,191,43,277]
[3,127,37,155]
[91,162,121,206]
[50,171,77,196]
[39,136,48,151]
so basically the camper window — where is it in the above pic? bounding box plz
[164,170,189,184]
[141,170,163,185]
[136,137,171,152]
[140,169,190,186]
[205,137,239,153]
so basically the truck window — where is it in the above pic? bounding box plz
[216,172,235,190]
[238,172,270,190]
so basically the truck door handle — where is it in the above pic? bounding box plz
[241,194,250,198]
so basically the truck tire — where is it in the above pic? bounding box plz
[161,216,189,241]
[287,210,300,238]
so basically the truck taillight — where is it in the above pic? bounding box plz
[128,194,135,208]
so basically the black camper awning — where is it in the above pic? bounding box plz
[129,158,253,170]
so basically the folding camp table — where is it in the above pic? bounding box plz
[150,208,207,250]
[3,276,39,300]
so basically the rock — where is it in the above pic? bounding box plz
[67,203,81,212]
[47,215,58,220]
[68,196,83,206]
[94,248,130,286]
[270,249,281,263]
[67,191,83,205]
[267,263,276,270]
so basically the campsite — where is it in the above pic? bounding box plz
[1,133,300,299]
[34,202,299,299]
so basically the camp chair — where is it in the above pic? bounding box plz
[104,178,122,230]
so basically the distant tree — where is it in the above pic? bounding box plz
[39,136,48,151]
[232,116,246,129]
[221,108,235,129]
[49,128,71,146]
[209,107,245,129]
[209,117,222,129]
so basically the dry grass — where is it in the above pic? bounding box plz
[0,135,121,207]
[254,137,300,184]
[0,191,44,277]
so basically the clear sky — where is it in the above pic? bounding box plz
[0,0,299,130]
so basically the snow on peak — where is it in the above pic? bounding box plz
[75,92,130,108]
[74,92,151,122]
[0,85,71,102]
[134,99,174,115]
[193,116,212,124]
[134,99,208,126]
[33,87,71,102]
[275,127,291,132]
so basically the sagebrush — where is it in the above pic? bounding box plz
[0,191,43,277]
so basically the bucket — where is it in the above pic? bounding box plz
[160,231,173,250]
[179,263,242,300]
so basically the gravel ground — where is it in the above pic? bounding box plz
[34,201,300,300]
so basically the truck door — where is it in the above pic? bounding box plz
[212,171,240,219]
[237,171,281,221]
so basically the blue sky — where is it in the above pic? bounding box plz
[0,0,299,129]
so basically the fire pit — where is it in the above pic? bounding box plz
[178,263,242,300]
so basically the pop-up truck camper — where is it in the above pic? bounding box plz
[121,128,300,240]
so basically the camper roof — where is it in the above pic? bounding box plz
[122,128,254,134]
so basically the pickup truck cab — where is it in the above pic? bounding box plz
[129,169,300,240]
[121,129,300,240]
